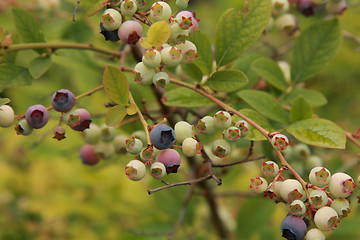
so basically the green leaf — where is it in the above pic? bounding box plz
[87,0,108,17]
[163,87,214,107]
[287,118,346,149]
[180,63,203,82]
[189,30,213,76]
[103,66,129,105]
[0,64,32,92]
[235,109,274,141]
[11,8,46,54]
[62,20,92,43]
[207,69,248,92]
[0,98,11,106]
[291,19,342,83]
[2,33,20,63]
[290,96,313,122]
[237,90,289,123]
[285,89,327,107]
[105,105,127,127]
[215,1,271,66]
[237,198,274,239]
[251,58,287,91]
[232,54,263,89]
[29,56,51,79]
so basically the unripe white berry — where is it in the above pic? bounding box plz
[161,46,182,67]
[277,60,291,83]
[331,198,350,217]
[271,133,290,151]
[125,160,146,181]
[314,206,339,231]
[174,121,194,143]
[261,161,279,178]
[214,111,232,129]
[175,40,198,64]
[271,0,290,16]
[149,1,172,22]
[182,137,202,157]
[142,49,162,68]
[95,141,115,159]
[196,116,216,134]
[275,13,298,35]
[309,190,328,209]
[150,162,166,179]
[250,176,268,193]
[113,135,128,154]
[328,172,356,198]
[0,105,15,128]
[309,167,331,188]
[235,120,250,137]
[101,8,122,31]
[289,199,307,216]
[133,62,156,85]
[120,0,138,16]
[305,228,325,240]
[279,179,306,202]
[83,123,100,144]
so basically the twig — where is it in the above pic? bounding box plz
[147,175,212,194]
[343,30,360,46]
[73,0,80,22]
[129,91,151,145]
[212,156,265,168]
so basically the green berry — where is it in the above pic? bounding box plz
[133,62,156,85]
[149,1,172,22]
[120,0,138,16]
[309,190,328,209]
[174,121,194,143]
[175,40,198,64]
[126,137,143,155]
[331,198,350,217]
[15,119,33,136]
[142,49,162,68]
[100,124,116,142]
[214,111,232,129]
[101,8,122,31]
[175,0,189,9]
[113,135,128,154]
[250,176,268,193]
[235,120,250,137]
[262,161,279,178]
[125,160,146,181]
[161,46,182,67]
[211,139,231,158]
[83,123,100,145]
[223,126,241,141]
[271,133,289,151]
[196,116,216,134]
[289,200,306,216]
[309,167,331,188]
[152,72,170,88]
[95,141,115,159]
[150,162,166,179]
[272,0,290,16]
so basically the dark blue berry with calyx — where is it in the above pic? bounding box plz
[100,23,120,42]
[281,214,308,240]
[150,124,175,150]
[51,89,76,113]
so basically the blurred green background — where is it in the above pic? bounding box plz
[0,0,360,239]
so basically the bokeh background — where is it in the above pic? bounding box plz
[0,0,360,239]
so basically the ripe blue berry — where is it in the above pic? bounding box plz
[80,144,100,166]
[281,214,308,240]
[118,20,143,44]
[0,104,15,128]
[51,89,76,113]
[150,124,176,150]
[68,108,91,131]
[25,104,49,129]
[156,149,181,174]
[100,23,120,42]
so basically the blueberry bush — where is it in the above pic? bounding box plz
[0,0,360,239]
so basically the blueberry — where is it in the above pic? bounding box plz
[25,104,49,129]
[68,108,91,132]
[281,214,308,240]
[155,149,181,174]
[297,0,318,16]
[80,144,100,166]
[100,23,120,42]
[118,20,143,44]
[51,89,76,112]
[150,124,175,150]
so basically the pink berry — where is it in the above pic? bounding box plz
[155,149,181,174]
[118,20,143,44]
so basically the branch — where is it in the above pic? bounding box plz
[212,156,265,168]
[1,43,122,57]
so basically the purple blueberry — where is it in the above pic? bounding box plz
[80,144,100,166]
[156,149,181,174]
[281,214,308,240]
[68,108,91,132]
[118,20,143,44]
[150,124,175,150]
[297,0,318,16]
[51,89,76,113]
[25,104,49,129]
[100,22,120,42]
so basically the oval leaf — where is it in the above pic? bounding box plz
[207,69,248,92]
[251,58,287,91]
[290,96,313,122]
[215,0,271,66]
[285,89,327,107]
[180,63,203,82]
[287,118,346,149]
[140,21,170,49]
[0,64,32,92]
[126,103,137,115]
[291,19,342,83]
[103,66,129,105]
[163,87,214,107]
[189,30,213,76]
[237,90,289,123]
[232,54,263,89]
[105,105,127,127]
[29,56,51,79]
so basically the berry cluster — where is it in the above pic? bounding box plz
[250,157,357,239]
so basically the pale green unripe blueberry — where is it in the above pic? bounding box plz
[175,40,198,64]
[125,160,146,181]
[314,206,339,231]
[235,120,249,137]
[142,49,162,68]
[113,135,128,154]
[176,0,189,9]
[279,179,306,202]
[271,0,290,16]
[150,162,166,179]
[101,8,122,31]
[309,167,331,188]
[275,13,298,35]
[95,141,115,159]
[149,1,172,22]
[133,62,156,85]
[223,126,241,142]
[271,133,289,151]
[140,147,154,162]
[214,111,232,130]
[126,137,143,155]
[289,199,306,216]
[182,137,202,157]
[131,130,147,146]
[120,0,137,16]
[168,22,190,44]
[277,60,291,83]
[305,228,325,240]
[265,17,275,33]
[328,172,356,198]
[152,72,169,88]
[174,121,194,143]
[293,143,311,159]
[331,198,350,217]
[250,176,268,193]
[83,123,100,144]
[100,124,116,142]
[196,116,216,134]
[135,0,147,10]
[309,190,328,209]
[161,46,182,67]
[15,119,33,136]
[0,105,15,128]
[272,181,283,198]
[305,155,323,172]
[211,139,231,158]
[261,161,279,178]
